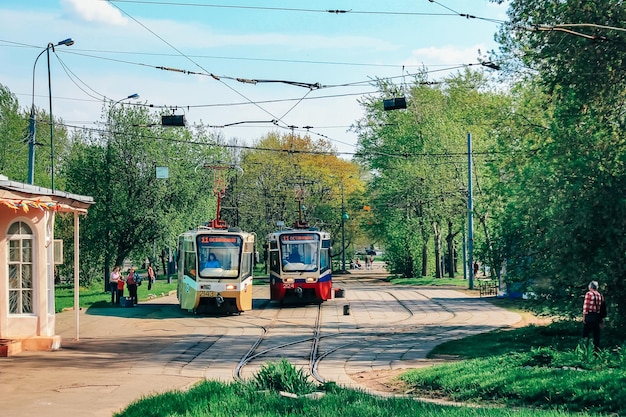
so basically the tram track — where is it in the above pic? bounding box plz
[234,302,327,384]
[231,284,512,387]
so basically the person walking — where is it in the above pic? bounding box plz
[582,280,605,351]
[126,267,139,305]
[109,266,121,304]
[147,263,156,290]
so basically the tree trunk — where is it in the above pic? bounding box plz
[433,221,442,278]
[421,243,428,277]
[446,220,458,278]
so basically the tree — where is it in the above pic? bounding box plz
[490,0,626,327]
[232,132,361,265]
[353,70,506,278]
[63,104,223,286]
[0,84,28,181]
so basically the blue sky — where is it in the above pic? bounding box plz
[0,0,508,156]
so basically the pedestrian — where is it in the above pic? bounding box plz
[582,280,605,351]
[147,263,156,291]
[473,261,479,278]
[109,266,121,304]
[116,272,125,305]
[126,267,139,305]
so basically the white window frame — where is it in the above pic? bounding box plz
[7,221,35,315]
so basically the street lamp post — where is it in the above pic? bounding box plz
[27,38,74,187]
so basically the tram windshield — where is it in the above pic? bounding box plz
[280,233,319,272]
[196,235,242,278]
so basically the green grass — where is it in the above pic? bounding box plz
[115,377,597,417]
[429,320,582,359]
[54,275,178,312]
[399,343,626,415]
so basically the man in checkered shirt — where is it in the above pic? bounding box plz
[582,280,604,350]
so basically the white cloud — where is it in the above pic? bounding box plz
[405,44,488,67]
[60,0,127,26]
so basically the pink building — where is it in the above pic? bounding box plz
[0,175,93,356]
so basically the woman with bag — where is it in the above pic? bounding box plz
[126,267,139,305]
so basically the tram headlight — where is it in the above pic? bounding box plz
[285,278,294,283]
[226,284,237,291]
[306,277,317,283]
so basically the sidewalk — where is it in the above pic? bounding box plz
[0,296,200,417]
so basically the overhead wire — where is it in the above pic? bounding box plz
[106,0,291,128]
[58,120,512,159]
[107,0,460,17]
[4,1,512,153]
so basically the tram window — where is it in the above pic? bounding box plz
[197,234,242,278]
[241,252,252,279]
[270,251,280,274]
[320,248,330,273]
[281,235,319,272]
[182,241,197,281]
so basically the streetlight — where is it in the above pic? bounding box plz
[27,38,74,187]
[114,93,140,107]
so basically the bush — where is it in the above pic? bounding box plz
[250,359,318,395]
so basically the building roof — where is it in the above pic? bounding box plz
[0,175,94,213]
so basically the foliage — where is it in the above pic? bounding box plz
[62,104,224,287]
[114,376,590,417]
[54,275,177,312]
[488,0,626,327]
[400,344,626,415]
[249,359,318,395]
[389,277,469,287]
[0,84,28,182]
[232,132,362,260]
[353,71,507,278]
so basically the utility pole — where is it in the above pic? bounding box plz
[467,132,474,290]
[341,181,347,272]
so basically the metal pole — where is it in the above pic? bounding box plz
[46,44,55,191]
[74,212,80,341]
[341,182,346,272]
[28,47,48,185]
[27,109,36,184]
[467,132,474,290]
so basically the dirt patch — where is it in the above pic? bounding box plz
[350,368,411,394]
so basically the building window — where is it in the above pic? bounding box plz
[7,221,34,314]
